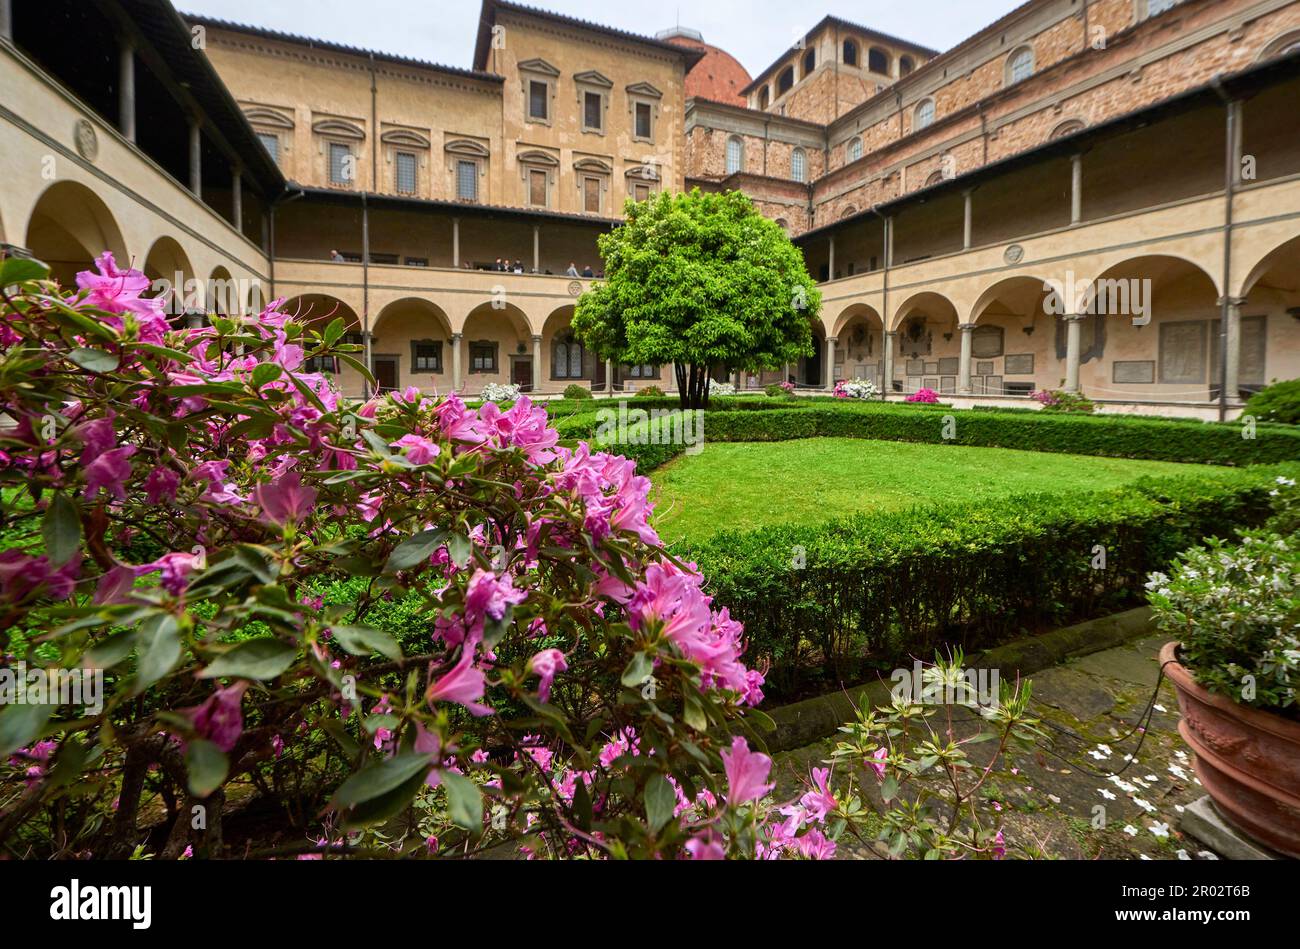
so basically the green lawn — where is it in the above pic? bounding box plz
[649,437,1234,544]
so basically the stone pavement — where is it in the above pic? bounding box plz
[770,632,1225,860]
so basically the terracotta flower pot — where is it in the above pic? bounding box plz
[1161,642,1300,859]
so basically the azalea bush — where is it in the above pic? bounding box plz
[905,388,939,404]
[479,381,521,403]
[1147,479,1300,718]
[1031,389,1095,413]
[833,378,877,400]
[0,252,779,860]
[708,379,736,397]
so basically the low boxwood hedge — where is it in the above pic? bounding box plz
[676,466,1298,700]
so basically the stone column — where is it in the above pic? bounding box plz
[885,216,894,268]
[531,334,542,393]
[118,39,136,143]
[188,120,202,198]
[231,169,243,231]
[825,337,837,389]
[450,332,463,393]
[1064,314,1084,393]
[958,322,975,394]
[828,236,836,280]
[1222,296,1243,403]
[532,225,540,273]
[1070,154,1083,225]
[882,330,896,397]
[452,217,460,268]
[962,190,973,250]
[605,358,614,394]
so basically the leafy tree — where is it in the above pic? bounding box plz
[572,189,820,409]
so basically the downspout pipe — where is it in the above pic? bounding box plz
[362,192,372,400]
[1211,76,1237,424]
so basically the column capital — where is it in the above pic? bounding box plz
[825,336,838,343]
[1062,313,1087,323]
[451,331,463,340]
[531,333,542,342]
[884,330,898,338]
[1217,295,1247,308]
[959,322,977,331]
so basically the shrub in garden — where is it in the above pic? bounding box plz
[636,385,665,397]
[904,388,940,404]
[1243,378,1300,425]
[833,378,877,400]
[1147,478,1299,718]
[561,384,592,400]
[709,379,736,397]
[0,253,811,861]
[479,381,521,403]
[1031,389,1095,413]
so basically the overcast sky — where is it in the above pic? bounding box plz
[173,0,1022,75]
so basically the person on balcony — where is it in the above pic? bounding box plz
[566,262,579,277]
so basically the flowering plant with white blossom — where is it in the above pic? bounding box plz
[1147,477,1300,716]
[833,377,877,400]
[478,381,522,403]
[708,379,736,397]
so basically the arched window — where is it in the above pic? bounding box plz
[758,86,770,109]
[868,47,890,74]
[803,48,816,76]
[726,136,745,175]
[777,65,795,95]
[914,99,936,131]
[1260,29,1300,59]
[1051,119,1086,140]
[791,147,807,183]
[840,206,858,220]
[899,55,915,76]
[1006,46,1035,84]
[846,137,862,163]
[925,170,945,187]
[552,333,585,380]
[843,40,859,67]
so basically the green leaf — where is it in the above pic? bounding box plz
[440,770,483,834]
[42,493,81,566]
[199,637,296,680]
[0,703,54,757]
[250,362,282,388]
[621,652,653,688]
[185,739,229,797]
[329,625,402,662]
[384,528,447,573]
[84,628,138,670]
[133,614,181,694]
[333,753,435,809]
[682,693,708,732]
[644,773,676,834]
[881,775,899,803]
[0,255,50,286]
[67,347,120,374]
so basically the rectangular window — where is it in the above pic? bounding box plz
[328,142,352,186]
[304,355,338,374]
[583,176,601,213]
[529,169,547,207]
[413,341,442,372]
[469,342,497,373]
[395,151,417,194]
[584,91,603,131]
[457,160,478,201]
[633,184,650,203]
[529,80,549,121]
[635,102,652,139]
[258,133,280,164]
[626,364,658,378]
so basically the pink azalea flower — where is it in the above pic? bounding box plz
[255,471,317,526]
[393,433,441,465]
[869,746,888,781]
[684,830,726,860]
[464,568,526,624]
[185,681,249,752]
[146,550,200,596]
[721,736,774,805]
[425,650,493,716]
[83,446,136,500]
[799,767,837,824]
[143,467,181,504]
[794,828,837,860]
[72,414,116,466]
[527,648,567,703]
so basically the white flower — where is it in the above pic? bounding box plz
[1198,850,1219,860]
[1133,797,1157,813]
[1176,849,1190,860]
[1098,788,1116,801]
[1122,824,1139,836]
[1148,822,1170,838]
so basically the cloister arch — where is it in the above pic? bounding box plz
[1235,233,1300,395]
[142,236,197,323]
[281,293,365,394]
[24,180,129,286]
[1238,233,1300,300]
[969,275,1063,396]
[833,303,885,389]
[207,266,234,318]
[462,301,533,394]
[891,291,960,395]
[372,297,453,395]
[541,305,593,391]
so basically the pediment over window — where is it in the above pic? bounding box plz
[625,81,663,99]
[445,139,490,157]
[574,158,612,173]
[243,106,293,129]
[312,118,365,140]
[518,58,560,77]
[518,149,560,167]
[381,128,431,148]
[625,164,660,181]
[573,70,613,88]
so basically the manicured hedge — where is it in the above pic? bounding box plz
[676,467,1298,700]
[553,401,1300,470]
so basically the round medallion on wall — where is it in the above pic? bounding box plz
[74,119,99,162]
[567,280,583,297]
[1004,244,1025,265]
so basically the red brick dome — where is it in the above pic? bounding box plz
[659,28,752,107]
